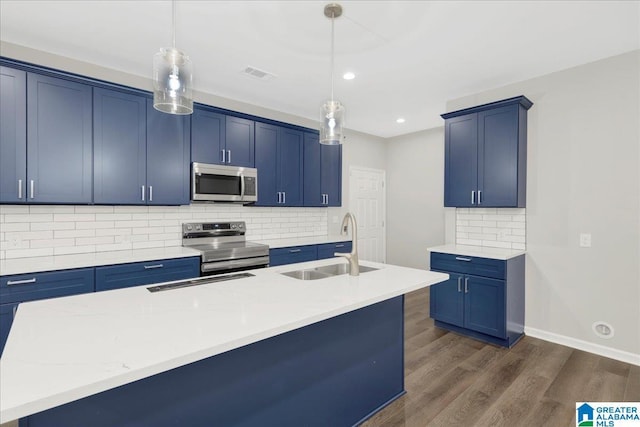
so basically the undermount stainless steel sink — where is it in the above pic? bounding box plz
[281,263,379,281]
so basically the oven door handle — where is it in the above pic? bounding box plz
[201,256,270,274]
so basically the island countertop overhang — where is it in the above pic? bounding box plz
[0,258,449,423]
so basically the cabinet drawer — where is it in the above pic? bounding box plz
[317,242,352,260]
[269,245,318,266]
[430,252,505,280]
[0,268,94,304]
[95,257,200,292]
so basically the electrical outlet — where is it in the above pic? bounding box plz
[579,233,592,247]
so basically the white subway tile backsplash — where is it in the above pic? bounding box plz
[0,205,328,259]
[456,208,526,250]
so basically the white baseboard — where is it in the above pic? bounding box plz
[525,327,640,366]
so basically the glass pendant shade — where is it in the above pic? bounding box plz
[320,99,345,145]
[153,47,193,115]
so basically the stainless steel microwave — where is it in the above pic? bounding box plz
[191,162,258,203]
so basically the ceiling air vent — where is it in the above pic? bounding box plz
[242,66,276,81]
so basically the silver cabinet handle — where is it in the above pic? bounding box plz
[7,278,37,286]
[18,179,22,199]
[457,276,462,292]
[149,186,153,202]
[30,180,34,199]
[335,244,345,248]
[277,192,281,203]
[141,185,145,201]
[478,190,482,205]
[221,149,226,163]
[471,190,475,205]
[227,150,231,164]
[282,192,286,204]
[144,264,164,270]
[464,277,469,293]
[455,257,472,262]
[289,249,301,253]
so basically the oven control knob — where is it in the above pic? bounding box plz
[196,225,202,231]
[186,225,193,231]
[231,224,237,229]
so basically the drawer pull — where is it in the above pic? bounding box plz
[6,278,37,286]
[335,244,345,248]
[144,264,164,270]
[455,257,472,262]
[289,249,302,253]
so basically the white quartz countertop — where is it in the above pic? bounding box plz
[0,258,448,423]
[255,235,351,249]
[428,244,525,260]
[0,247,202,277]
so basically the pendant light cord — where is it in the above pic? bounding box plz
[172,0,176,49]
[330,12,335,102]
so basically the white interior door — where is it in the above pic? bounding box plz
[349,167,386,263]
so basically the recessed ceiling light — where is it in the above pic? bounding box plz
[396,118,406,123]
[343,72,355,80]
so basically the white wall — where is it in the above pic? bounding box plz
[447,50,640,361]
[386,127,445,269]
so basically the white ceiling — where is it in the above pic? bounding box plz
[1,1,638,138]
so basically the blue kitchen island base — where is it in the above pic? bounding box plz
[21,296,405,427]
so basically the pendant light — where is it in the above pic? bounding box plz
[153,0,193,115]
[320,3,345,145]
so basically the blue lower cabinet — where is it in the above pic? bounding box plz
[269,245,318,267]
[95,257,200,292]
[0,268,94,356]
[430,252,524,347]
[317,242,352,260]
[0,302,19,356]
[23,297,405,427]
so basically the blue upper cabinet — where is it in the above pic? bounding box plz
[191,106,226,165]
[146,99,191,205]
[27,73,93,203]
[442,96,532,208]
[94,93,190,205]
[93,88,146,204]
[303,132,342,207]
[255,122,303,206]
[225,116,255,167]
[0,66,27,203]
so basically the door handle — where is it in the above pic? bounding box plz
[240,174,245,199]
[144,264,164,270]
[457,276,462,292]
[30,180,35,199]
[478,190,482,205]
[464,277,469,293]
[149,186,153,202]
[471,190,475,205]
[141,185,145,201]
[455,257,472,262]
[282,192,286,204]
[6,278,37,286]
[18,179,23,199]
[227,150,231,164]
[221,149,226,163]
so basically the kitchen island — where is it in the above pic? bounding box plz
[0,258,448,426]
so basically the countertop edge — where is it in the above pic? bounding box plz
[427,244,526,260]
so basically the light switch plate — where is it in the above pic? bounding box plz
[579,233,592,247]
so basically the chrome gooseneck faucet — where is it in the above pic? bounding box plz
[335,212,359,276]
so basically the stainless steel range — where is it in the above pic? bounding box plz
[182,221,269,276]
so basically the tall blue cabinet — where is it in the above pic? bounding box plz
[255,122,303,206]
[443,96,532,208]
[303,132,342,207]
[0,69,92,204]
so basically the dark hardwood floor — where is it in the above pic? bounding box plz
[361,287,640,427]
